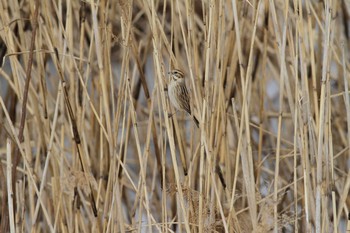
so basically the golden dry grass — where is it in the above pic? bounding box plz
[0,0,350,232]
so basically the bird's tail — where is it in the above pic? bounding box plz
[193,115,199,128]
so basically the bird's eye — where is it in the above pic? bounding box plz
[170,70,183,80]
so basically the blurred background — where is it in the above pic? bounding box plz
[0,0,350,232]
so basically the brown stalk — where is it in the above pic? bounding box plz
[11,0,40,212]
[53,48,97,216]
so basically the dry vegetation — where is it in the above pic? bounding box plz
[1,0,350,232]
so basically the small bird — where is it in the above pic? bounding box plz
[167,69,199,127]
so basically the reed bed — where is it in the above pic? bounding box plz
[0,0,350,232]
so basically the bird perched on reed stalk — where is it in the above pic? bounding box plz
[167,69,199,127]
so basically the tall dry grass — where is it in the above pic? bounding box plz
[0,0,350,232]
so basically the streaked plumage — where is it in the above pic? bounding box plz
[168,69,199,127]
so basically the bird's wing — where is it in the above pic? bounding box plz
[178,84,191,114]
